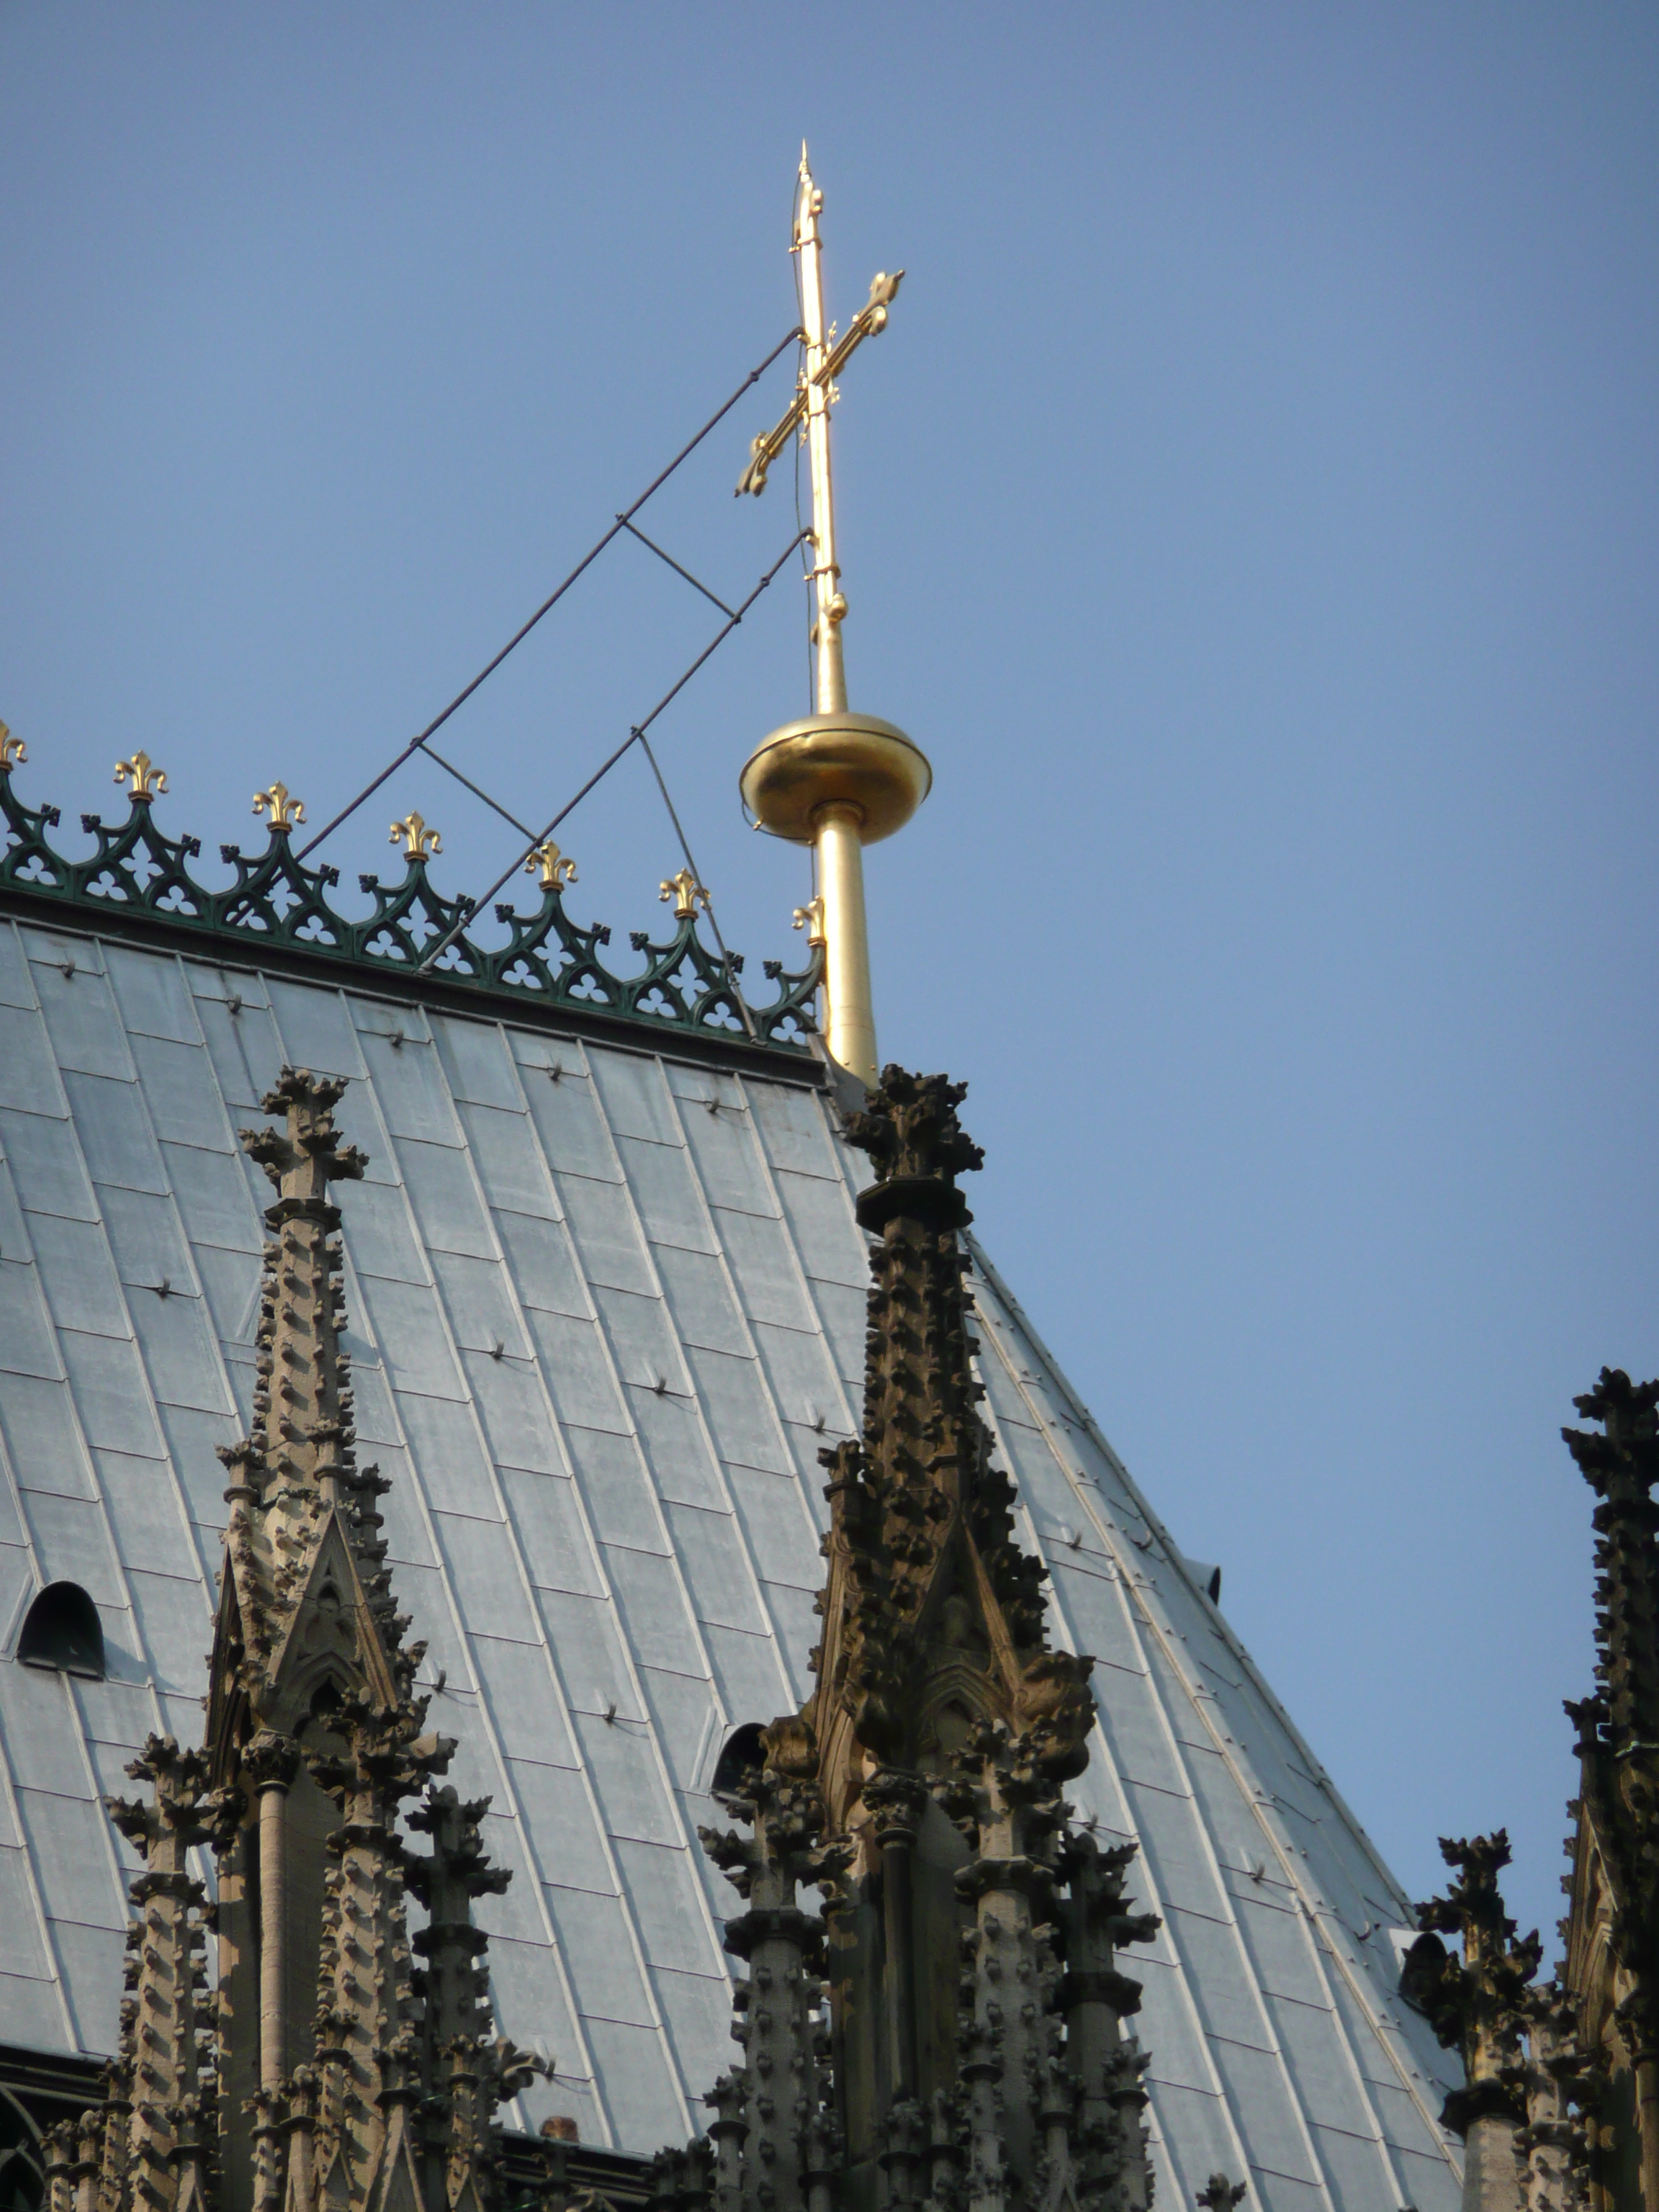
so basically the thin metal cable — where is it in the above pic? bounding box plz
[413,528,809,976]
[290,323,804,867]
[618,518,737,619]
[420,741,540,842]
[636,726,757,1039]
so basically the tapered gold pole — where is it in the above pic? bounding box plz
[738,150,930,1092]
[815,801,875,1082]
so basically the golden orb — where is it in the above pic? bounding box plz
[739,713,932,847]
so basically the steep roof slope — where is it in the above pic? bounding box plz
[0,912,1462,2212]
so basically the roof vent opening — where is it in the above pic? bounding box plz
[711,1722,768,1802]
[1178,1553,1223,1605]
[17,1582,106,1680]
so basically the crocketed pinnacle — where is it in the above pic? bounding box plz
[1560,1367,1659,2172]
[50,1069,536,2212]
[1403,1831,1542,2135]
[1563,1370,1659,1763]
[667,1069,1156,2212]
[811,1067,1080,1777]
[208,1069,418,1729]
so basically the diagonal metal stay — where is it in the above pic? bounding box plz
[636,725,755,1038]
[419,740,540,842]
[289,322,804,869]
[618,518,737,619]
[413,527,809,979]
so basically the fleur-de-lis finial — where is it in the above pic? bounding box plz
[390,812,441,860]
[791,895,826,948]
[526,840,577,892]
[114,752,168,801]
[0,723,23,771]
[660,868,710,922]
[252,783,305,832]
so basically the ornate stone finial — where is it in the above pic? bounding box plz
[526,839,577,891]
[1563,1367,1659,1755]
[660,867,709,921]
[240,1067,367,1199]
[1195,2177,1248,2212]
[252,783,305,832]
[0,722,24,770]
[791,895,826,948]
[846,1066,986,1235]
[390,811,441,859]
[114,751,167,801]
[1404,1830,1542,2139]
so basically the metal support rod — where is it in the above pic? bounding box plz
[292,323,803,868]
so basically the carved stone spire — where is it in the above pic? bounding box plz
[811,1069,1058,1802]
[696,1717,850,2212]
[405,1789,531,2212]
[1518,1985,1591,2212]
[1559,1370,1659,2212]
[205,1069,441,2175]
[670,1069,1157,2212]
[1403,1833,1542,2212]
[43,1740,230,2212]
[59,1069,531,2212]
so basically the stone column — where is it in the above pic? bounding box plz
[243,1732,300,2095]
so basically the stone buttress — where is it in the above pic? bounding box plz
[656,1069,1177,2212]
[42,1070,537,2212]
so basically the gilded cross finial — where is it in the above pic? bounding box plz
[792,896,826,948]
[660,868,709,922]
[735,155,927,1090]
[526,840,577,892]
[390,811,441,860]
[252,783,305,832]
[736,149,901,721]
[114,752,167,801]
[0,723,22,770]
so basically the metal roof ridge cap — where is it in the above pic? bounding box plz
[0,894,832,1087]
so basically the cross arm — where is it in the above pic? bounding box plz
[736,269,904,498]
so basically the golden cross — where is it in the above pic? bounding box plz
[252,783,305,832]
[114,751,168,801]
[0,723,23,771]
[737,146,902,716]
[660,868,709,922]
[390,811,441,860]
[526,840,577,892]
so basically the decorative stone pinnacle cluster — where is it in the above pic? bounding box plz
[652,1067,1180,2212]
[1404,1367,1659,2212]
[46,1070,538,2212]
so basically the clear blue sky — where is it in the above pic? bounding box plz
[3,3,1654,1948]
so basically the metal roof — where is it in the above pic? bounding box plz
[0,912,1462,2212]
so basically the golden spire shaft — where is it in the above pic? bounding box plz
[796,151,847,717]
[739,149,930,1091]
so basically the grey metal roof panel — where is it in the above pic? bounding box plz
[0,917,1462,2212]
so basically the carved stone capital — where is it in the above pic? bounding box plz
[242,1730,300,1794]
[863,1766,930,1848]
